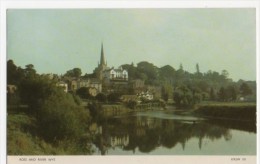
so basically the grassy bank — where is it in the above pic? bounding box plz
[193,102,256,121]
[8,107,93,155]
[102,103,163,117]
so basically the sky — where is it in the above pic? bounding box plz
[7,9,256,81]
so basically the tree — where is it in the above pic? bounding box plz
[196,63,200,74]
[159,65,175,79]
[37,89,88,142]
[240,82,252,97]
[210,87,216,101]
[179,63,183,71]
[226,85,237,101]
[221,70,229,79]
[161,84,173,102]
[65,68,82,78]
[218,87,227,101]
[7,60,18,84]
[24,64,37,79]
[173,85,201,108]
[137,61,159,85]
[76,87,93,100]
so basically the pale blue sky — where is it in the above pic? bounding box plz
[7,9,256,81]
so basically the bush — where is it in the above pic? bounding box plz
[37,89,89,142]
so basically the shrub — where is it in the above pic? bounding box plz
[37,89,89,142]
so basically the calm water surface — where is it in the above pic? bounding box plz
[91,110,256,155]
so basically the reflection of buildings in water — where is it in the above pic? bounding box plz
[136,117,160,129]
[89,123,103,134]
[110,135,129,149]
[136,128,146,137]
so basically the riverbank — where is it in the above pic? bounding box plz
[102,103,164,117]
[193,102,256,121]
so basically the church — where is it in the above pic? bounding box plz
[93,43,128,82]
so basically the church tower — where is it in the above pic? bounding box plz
[94,43,109,80]
[100,43,106,67]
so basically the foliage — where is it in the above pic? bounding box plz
[240,82,253,97]
[76,87,94,100]
[173,85,202,108]
[64,68,82,78]
[107,92,121,103]
[37,89,89,142]
[8,113,93,155]
[217,85,238,101]
[161,84,173,102]
[96,93,107,102]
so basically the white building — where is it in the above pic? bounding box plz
[104,67,128,81]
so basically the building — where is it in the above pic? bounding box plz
[93,43,110,81]
[66,78,102,93]
[93,43,128,82]
[56,81,68,92]
[103,67,128,81]
[93,43,128,93]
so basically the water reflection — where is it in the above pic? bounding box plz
[90,111,256,155]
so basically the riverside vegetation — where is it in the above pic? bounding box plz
[7,60,256,155]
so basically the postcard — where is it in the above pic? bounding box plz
[1,1,258,164]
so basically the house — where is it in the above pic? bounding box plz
[104,67,128,81]
[137,91,154,101]
[56,81,68,92]
[66,78,102,93]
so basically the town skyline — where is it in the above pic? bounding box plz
[7,9,256,81]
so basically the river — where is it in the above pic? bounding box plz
[90,110,256,155]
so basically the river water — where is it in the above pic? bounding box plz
[91,110,256,155]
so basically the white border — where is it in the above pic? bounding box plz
[1,1,259,164]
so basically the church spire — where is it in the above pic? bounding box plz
[100,43,106,66]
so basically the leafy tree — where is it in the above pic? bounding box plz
[161,85,169,102]
[173,85,201,108]
[218,87,227,101]
[76,87,93,100]
[226,85,238,101]
[210,87,216,101]
[159,65,175,79]
[24,64,37,79]
[221,70,229,79]
[65,68,82,78]
[240,82,252,97]
[162,83,173,102]
[37,89,89,142]
[7,60,18,84]
[137,61,159,85]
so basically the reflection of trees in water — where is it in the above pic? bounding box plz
[93,116,236,155]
